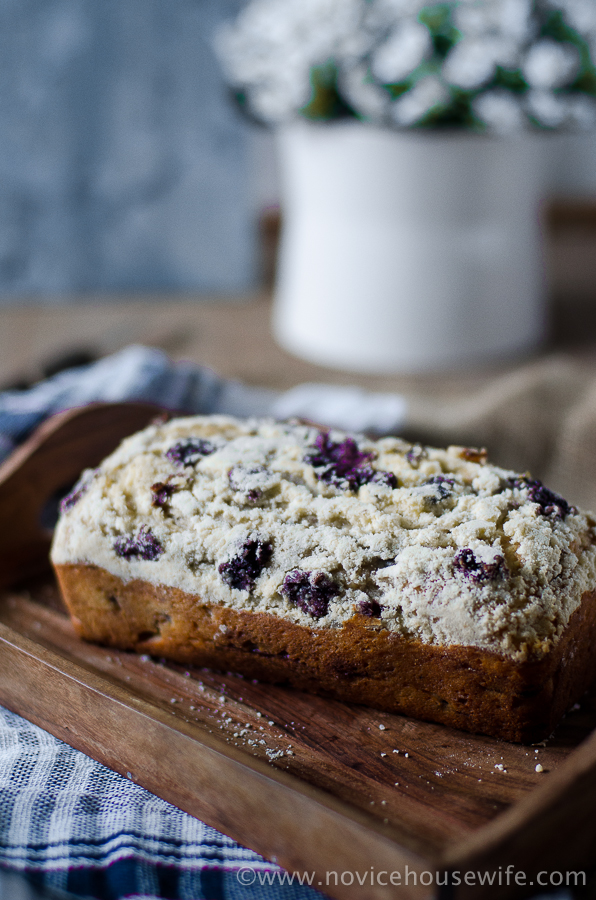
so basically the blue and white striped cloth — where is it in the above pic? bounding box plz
[0,344,408,466]
[0,705,319,899]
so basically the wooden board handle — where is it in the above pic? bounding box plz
[0,402,166,589]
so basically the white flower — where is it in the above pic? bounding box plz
[454,0,533,43]
[442,37,500,89]
[526,88,570,128]
[547,1,596,69]
[390,75,448,125]
[215,0,367,122]
[473,89,526,131]
[250,73,313,123]
[553,0,596,37]
[371,19,431,83]
[339,63,390,119]
[444,0,532,86]
[531,89,596,132]
[364,0,429,32]
[522,40,581,90]
[215,0,596,130]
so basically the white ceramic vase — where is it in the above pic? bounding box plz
[272,121,546,374]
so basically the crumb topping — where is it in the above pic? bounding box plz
[51,415,596,660]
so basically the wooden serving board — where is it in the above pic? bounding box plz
[0,403,595,900]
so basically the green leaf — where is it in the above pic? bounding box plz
[418,3,451,36]
[417,3,461,59]
[301,61,358,121]
[493,67,527,93]
[383,82,410,100]
[540,9,580,45]
[416,87,477,129]
[571,71,596,96]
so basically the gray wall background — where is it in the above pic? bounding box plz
[0,0,257,300]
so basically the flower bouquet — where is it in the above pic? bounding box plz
[216,1,596,372]
[217,0,596,132]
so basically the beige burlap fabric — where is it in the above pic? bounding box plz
[402,355,596,512]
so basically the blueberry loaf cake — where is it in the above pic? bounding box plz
[51,415,596,742]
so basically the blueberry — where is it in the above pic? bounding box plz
[151,481,176,508]
[228,465,267,503]
[358,599,382,618]
[281,569,339,619]
[305,433,397,491]
[453,548,506,583]
[426,475,455,501]
[370,470,398,489]
[166,438,215,467]
[60,478,90,513]
[406,444,427,467]
[219,538,273,592]
[508,477,572,519]
[114,526,164,561]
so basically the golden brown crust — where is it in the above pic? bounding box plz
[54,562,596,743]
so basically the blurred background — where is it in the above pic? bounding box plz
[0,0,257,298]
[0,0,595,391]
[0,0,596,514]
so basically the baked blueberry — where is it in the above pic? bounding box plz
[281,569,339,619]
[166,438,215,467]
[219,538,273,591]
[509,476,572,519]
[453,548,506,583]
[370,470,398,488]
[358,599,382,618]
[406,444,427,467]
[114,526,164,561]
[151,481,176,508]
[228,465,269,503]
[305,433,397,491]
[60,478,90,513]
[425,475,455,501]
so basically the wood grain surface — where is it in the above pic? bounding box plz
[0,403,595,900]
